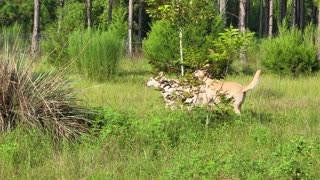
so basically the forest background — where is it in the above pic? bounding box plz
[0,0,320,179]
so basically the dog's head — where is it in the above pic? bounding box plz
[146,77,160,88]
[146,72,165,88]
[194,64,210,79]
[194,69,207,79]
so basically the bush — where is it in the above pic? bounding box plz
[202,26,255,79]
[0,50,94,141]
[143,20,179,73]
[182,20,217,72]
[183,14,225,71]
[143,16,225,74]
[68,29,123,81]
[260,25,319,76]
[107,6,128,39]
[41,1,85,64]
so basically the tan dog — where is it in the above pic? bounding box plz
[194,69,261,114]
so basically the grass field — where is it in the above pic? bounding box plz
[1,58,320,179]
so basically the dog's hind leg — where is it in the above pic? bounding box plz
[232,92,246,114]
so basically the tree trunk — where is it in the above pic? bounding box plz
[246,0,250,28]
[31,0,40,57]
[264,0,269,35]
[86,0,92,28]
[108,0,113,25]
[128,0,133,58]
[179,27,184,76]
[311,2,317,25]
[259,0,263,37]
[317,3,320,61]
[138,0,143,54]
[291,0,296,27]
[279,0,287,23]
[268,0,273,37]
[298,0,304,30]
[239,0,246,63]
[239,0,246,33]
[177,0,184,76]
[218,0,226,15]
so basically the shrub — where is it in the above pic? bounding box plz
[205,26,255,79]
[0,50,94,141]
[260,25,319,76]
[182,21,216,72]
[143,20,179,73]
[143,16,225,74]
[183,14,225,71]
[41,1,85,64]
[68,29,123,81]
[107,6,128,39]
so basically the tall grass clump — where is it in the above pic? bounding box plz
[0,51,93,141]
[260,25,319,76]
[0,24,29,52]
[68,29,123,81]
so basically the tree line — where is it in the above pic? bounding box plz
[1,0,320,76]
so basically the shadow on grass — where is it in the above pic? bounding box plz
[116,70,152,78]
[254,87,285,99]
[242,110,275,124]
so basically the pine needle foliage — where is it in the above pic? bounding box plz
[68,29,123,81]
[260,25,319,76]
[0,52,93,141]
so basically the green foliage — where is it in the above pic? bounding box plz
[182,15,225,72]
[42,3,128,66]
[1,57,320,178]
[145,0,224,73]
[0,24,29,52]
[0,0,57,32]
[211,27,254,61]
[313,0,320,8]
[93,107,189,147]
[0,128,55,175]
[92,108,132,139]
[250,126,271,145]
[143,9,226,73]
[91,0,108,29]
[205,26,255,79]
[58,1,85,31]
[271,137,317,178]
[68,29,123,81]
[142,20,179,72]
[107,6,128,39]
[146,0,216,25]
[41,1,85,63]
[0,0,33,30]
[260,25,319,76]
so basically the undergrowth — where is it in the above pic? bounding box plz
[0,57,320,179]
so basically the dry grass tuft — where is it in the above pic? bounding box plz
[0,52,93,141]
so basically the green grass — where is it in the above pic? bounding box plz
[68,29,123,81]
[1,58,320,179]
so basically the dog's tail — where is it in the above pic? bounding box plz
[242,70,261,92]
